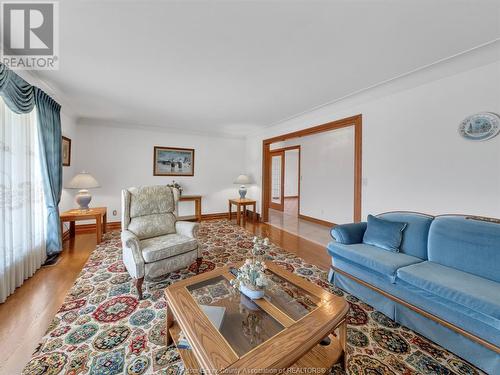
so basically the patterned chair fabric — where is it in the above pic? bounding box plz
[121,185,201,298]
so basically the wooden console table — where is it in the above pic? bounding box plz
[60,207,107,243]
[228,198,257,225]
[179,195,202,222]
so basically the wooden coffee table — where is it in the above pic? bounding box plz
[164,262,349,373]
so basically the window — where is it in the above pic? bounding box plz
[0,96,46,303]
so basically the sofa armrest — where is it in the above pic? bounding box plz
[176,221,199,239]
[121,230,144,278]
[331,222,367,244]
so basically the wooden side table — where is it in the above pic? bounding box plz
[60,207,107,243]
[178,195,202,222]
[228,198,257,225]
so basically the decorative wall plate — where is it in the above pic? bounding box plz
[458,112,500,141]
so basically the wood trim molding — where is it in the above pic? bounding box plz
[276,145,301,210]
[269,149,285,211]
[201,211,261,221]
[262,114,362,223]
[331,265,500,354]
[75,221,121,234]
[353,117,362,222]
[264,114,361,145]
[63,212,262,239]
[201,212,233,220]
[262,142,271,222]
[270,145,301,153]
[298,214,335,227]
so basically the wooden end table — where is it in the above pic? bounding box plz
[60,207,107,243]
[179,195,202,222]
[228,198,257,225]
[164,262,348,373]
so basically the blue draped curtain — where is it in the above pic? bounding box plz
[0,63,63,257]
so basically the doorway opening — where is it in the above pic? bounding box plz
[262,114,362,244]
[269,145,300,215]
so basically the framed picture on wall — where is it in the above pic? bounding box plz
[153,146,195,176]
[62,136,71,166]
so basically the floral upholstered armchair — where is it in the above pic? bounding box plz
[121,185,201,299]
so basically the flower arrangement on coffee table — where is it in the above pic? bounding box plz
[230,237,270,299]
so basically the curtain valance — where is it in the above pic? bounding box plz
[0,63,35,114]
[0,63,63,258]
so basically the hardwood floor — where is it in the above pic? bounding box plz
[0,233,97,375]
[242,220,331,270]
[268,198,334,247]
[0,220,330,374]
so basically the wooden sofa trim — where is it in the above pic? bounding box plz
[331,265,500,354]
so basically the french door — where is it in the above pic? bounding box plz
[269,150,284,211]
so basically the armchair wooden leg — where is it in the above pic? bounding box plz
[135,277,144,300]
[195,257,203,274]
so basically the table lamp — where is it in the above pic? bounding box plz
[66,171,100,210]
[234,174,252,199]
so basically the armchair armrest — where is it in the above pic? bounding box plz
[175,221,199,239]
[121,230,145,278]
[122,229,140,249]
[331,222,367,244]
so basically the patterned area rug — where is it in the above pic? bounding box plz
[23,220,482,375]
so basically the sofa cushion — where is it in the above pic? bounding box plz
[332,256,500,349]
[327,242,422,282]
[363,214,407,252]
[128,212,176,240]
[428,216,500,282]
[377,212,433,259]
[140,233,197,263]
[395,280,500,347]
[331,222,367,244]
[397,261,500,320]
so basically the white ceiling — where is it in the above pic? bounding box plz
[35,0,500,136]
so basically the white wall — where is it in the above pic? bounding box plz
[272,128,355,223]
[72,124,246,222]
[60,113,78,213]
[284,149,299,197]
[299,128,354,223]
[246,51,500,221]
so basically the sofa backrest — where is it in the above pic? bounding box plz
[428,215,500,283]
[122,185,180,240]
[377,212,433,259]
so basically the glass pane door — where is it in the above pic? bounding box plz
[269,151,284,211]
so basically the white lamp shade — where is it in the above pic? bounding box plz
[234,174,252,184]
[67,172,100,189]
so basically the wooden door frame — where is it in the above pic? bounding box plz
[268,145,301,213]
[269,149,285,211]
[262,114,362,223]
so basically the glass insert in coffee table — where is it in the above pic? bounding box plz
[186,269,321,356]
[164,262,348,373]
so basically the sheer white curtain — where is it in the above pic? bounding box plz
[0,96,46,303]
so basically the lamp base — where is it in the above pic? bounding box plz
[238,185,247,199]
[76,189,92,210]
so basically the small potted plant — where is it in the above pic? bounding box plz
[168,180,183,195]
[230,237,270,299]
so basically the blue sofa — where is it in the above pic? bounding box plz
[327,212,500,374]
